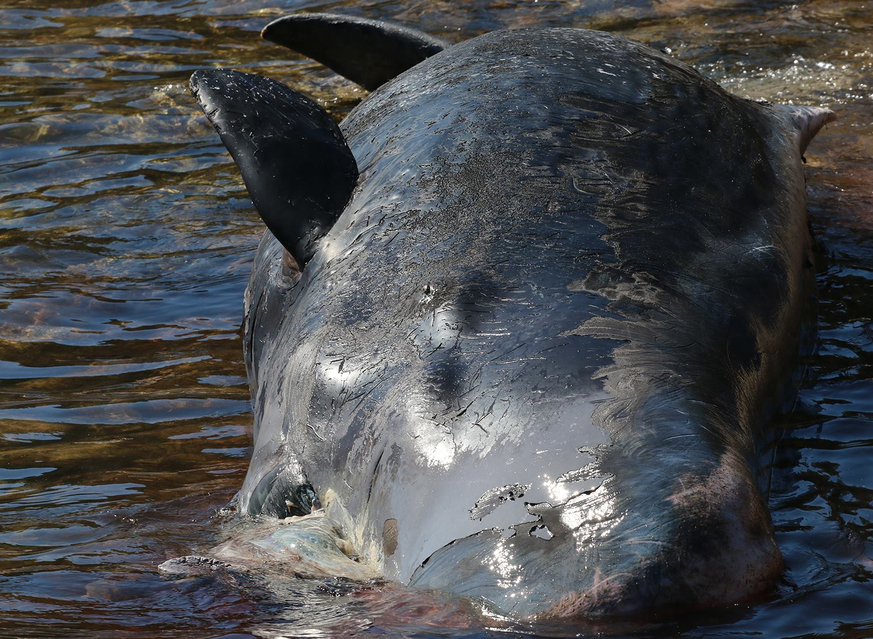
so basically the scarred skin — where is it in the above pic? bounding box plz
[226,27,827,619]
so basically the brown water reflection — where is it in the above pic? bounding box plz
[0,0,870,637]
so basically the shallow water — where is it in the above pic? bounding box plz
[0,0,870,637]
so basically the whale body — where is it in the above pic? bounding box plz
[190,15,833,620]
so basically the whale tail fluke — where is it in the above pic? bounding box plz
[261,13,449,91]
[189,68,358,266]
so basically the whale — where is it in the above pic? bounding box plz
[189,13,834,620]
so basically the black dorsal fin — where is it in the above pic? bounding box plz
[190,69,358,265]
[261,13,449,91]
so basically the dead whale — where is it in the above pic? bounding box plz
[189,13,834,619]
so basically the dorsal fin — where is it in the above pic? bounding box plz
[190,69,358,265]
[261,13,449,91]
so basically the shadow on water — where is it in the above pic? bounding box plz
[0,0,870,636]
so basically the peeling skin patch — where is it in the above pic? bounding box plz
[383,518,398,556]
[529,525,553,541]
[470,483,530,520]
[557,462,601,484]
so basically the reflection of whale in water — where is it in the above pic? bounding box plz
[189,13,834,620]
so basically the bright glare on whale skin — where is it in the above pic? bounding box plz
[190,16,834,621]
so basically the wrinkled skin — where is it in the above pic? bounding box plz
[239,28,821,619]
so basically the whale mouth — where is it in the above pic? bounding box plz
[213,511,382,581]
[161,511,381,583]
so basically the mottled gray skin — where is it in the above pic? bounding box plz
[239,28,823,619]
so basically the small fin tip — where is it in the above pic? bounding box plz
[795,105,837,155]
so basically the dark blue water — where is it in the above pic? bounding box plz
[0,0,870,636]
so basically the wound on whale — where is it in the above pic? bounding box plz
[189,12,834,621]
